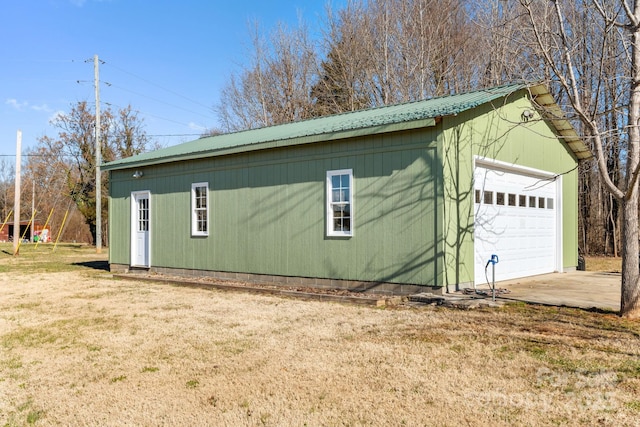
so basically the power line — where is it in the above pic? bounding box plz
[104,101,210,131]
[104,82,214,120]
[1,58,82,63]
[77,59,215,128]
[104,61,214,111]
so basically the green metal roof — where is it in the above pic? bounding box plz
[103,82,589,170]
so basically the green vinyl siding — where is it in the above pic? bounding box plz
[440,90,579,288]
[109,128,444,286]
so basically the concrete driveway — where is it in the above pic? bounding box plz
[485,270,621,312]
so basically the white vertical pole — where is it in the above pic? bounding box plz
[94,54,102,253]
[13,130,21,255]
[31,180,35,242]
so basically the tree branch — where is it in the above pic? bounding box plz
[591,0,637,29]
[523,0,625,198]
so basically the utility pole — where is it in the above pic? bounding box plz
[13,130,21,256]
[94,54,102,253]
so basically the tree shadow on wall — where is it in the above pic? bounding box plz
[443,104,517,293]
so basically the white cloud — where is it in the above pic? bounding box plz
[6,99,28,111]
[6,99,55,114]
[31,104,53,113]
[188,122,206,131]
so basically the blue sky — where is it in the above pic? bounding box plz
[0,0,340,158]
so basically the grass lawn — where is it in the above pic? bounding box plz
[0,247,638,426]
[585,256,622,273]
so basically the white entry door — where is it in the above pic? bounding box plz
[474,164,560,284]
[131,191,150,267]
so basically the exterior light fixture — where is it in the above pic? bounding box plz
[521,109,535,121]
[132,170,144,179]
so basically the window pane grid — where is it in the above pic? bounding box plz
[138,198,149,231]
[192,183,209,236]
[332,202,351,232]
[331,173,350,231]
[477,190,555,211]
[327,170,353,236]
[196,209,207,232]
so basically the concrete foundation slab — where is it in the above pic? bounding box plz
[482,271,621,312]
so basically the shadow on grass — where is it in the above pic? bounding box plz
[73,260,110,271]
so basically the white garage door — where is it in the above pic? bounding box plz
[474,164,559,285]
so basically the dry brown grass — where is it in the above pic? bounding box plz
[1,246,639,426]
[585,256,622,273]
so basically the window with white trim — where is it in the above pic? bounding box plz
[326,169,353,237]
[191,182,209,236]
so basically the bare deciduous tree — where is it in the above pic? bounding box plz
[520,0,639,318]
[216,21,319,132]
[109,105,157,159]
[0,159,14,225]
[30,101,153,246]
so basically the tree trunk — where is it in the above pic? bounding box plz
[88,220,97,248]
[609,193,618,257]
[621,5,640,319]
[620,192,640,318]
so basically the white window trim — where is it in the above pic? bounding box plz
[326,169,354,237]
[191,182,209,237]
[130,190,151,268]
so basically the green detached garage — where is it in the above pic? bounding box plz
[104,83,590,294]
